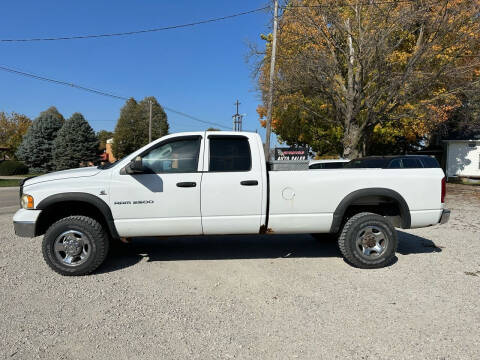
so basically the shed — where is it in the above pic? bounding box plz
[444,140,480,179]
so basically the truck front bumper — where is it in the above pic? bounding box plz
[14,221,36,237]
[439,209,450,225]
[13,209,42,238]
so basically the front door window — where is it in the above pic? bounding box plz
[142,138,201,173]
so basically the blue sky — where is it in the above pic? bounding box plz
[0,0,274,140]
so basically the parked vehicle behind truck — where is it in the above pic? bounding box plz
[13,131,450,275]
[309,159,349,169]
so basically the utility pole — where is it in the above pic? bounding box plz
[148,99,152,143]
[232,99,243,131]
[264,0,279,161]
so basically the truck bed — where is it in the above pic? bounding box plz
[267,168,445,233]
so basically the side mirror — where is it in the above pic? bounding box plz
[127,156,145,174]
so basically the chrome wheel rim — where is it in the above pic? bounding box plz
[54,230,91,267]
[356,226,388,258]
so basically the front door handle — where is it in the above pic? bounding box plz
[240,180,258,186]
[176,182,197,188]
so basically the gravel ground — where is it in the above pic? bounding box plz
[0,188,20,215]
[0,184,479,359]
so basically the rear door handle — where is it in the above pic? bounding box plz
[176,182,197,188]
[240,180,258,186]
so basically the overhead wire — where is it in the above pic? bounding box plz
[0,7,269,42]
[0,65,231,130]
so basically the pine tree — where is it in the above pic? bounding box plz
[112,98,142,159]
[16,106,64,173]
[113,97,169,158]
[53,113,99,170]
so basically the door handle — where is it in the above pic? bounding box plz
[240,180,258,186]
[176,182,197,188]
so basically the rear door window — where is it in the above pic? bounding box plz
[209,136,251,172]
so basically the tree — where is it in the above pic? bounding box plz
[53,113,99,170]
[256,0,480,158]
[16,107,64,173]
[138,96,169,140]
[438,91,480,140]
[0,112,32,159]
[113,97,169,158]
[97,130,114,151]
[206,127,221,131]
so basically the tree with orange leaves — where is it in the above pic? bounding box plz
[256,0,480,157]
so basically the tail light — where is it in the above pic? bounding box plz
[441,177,446,203]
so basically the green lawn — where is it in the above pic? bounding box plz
[16,174,43,178]
[0,179,20,187]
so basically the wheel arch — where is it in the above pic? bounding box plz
[35,192,119,239]
[330,188,411,233]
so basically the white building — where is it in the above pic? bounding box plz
[444,140,480,179]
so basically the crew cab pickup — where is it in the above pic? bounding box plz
[13,131,450,275]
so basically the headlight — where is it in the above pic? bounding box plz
[21,194,34,209]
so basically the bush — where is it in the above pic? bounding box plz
[0,160,29,175]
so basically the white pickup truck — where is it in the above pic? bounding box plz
[13,131,450,275]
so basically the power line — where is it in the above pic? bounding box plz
[162,107,230,130]
[0,7,269,43]
[0,65,128,100]
[0,64,231,129]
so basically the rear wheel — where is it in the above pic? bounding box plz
[338,212,397,268]
[42,216,109,276]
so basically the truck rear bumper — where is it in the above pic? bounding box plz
[13,209,41,238]
[439,208,450,224]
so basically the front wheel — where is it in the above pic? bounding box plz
[42,216,109,276]
[338,212,397,269]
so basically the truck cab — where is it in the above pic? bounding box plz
[110,132,267,237]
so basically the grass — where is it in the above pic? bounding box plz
[0,179,21,187]
[18,173,43,177]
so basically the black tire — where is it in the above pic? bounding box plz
[338,212,397,269]
[42,216,109,276]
